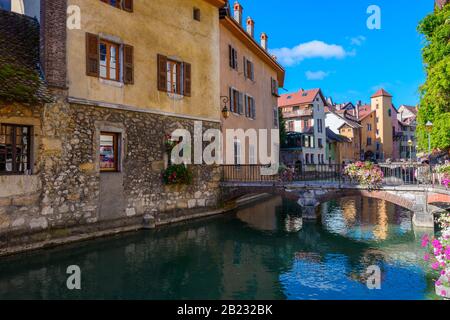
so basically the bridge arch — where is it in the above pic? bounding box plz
[221,185,418,213]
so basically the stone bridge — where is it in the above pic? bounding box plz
[221,181,450,228]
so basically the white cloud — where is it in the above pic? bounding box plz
[305,70,329,80]
[270,40,348,66]
[349,36,366,46]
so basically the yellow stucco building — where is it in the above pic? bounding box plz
[371,89,394,160]
[68,0,224,121]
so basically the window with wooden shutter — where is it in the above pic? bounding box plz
[238,92,243,115]
[183,62,191,97]
[243,57,247,79]
[244,94,249,116]
[122,0,133,12]
[229,87,234,113]
[123,44,134,84]
[251,98,256,119]
[157,54,168,92]
[86,33,99,77]
[229,45,233,68]
[99,40,120,81]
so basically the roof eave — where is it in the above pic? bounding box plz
[220,16,285,87]
[204,0,227,8]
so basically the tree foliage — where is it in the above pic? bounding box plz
[417,4,450,151]
[278,110,287,147]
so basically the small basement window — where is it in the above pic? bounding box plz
[0,124,32,175]
[193,7,201,21]
[100,132,120,172]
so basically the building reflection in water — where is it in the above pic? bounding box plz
[0,195,430,300]
[320,196,412,242]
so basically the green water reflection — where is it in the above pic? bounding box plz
[0,196,436,299]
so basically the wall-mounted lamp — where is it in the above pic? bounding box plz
[221,96,230,119]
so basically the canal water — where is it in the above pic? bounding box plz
[0,196,436,300]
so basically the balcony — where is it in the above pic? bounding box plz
[282,109,313,118]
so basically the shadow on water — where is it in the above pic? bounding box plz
[0,195,436,300]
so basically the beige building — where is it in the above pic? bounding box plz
[371,89,394,160]
[68,0,223,121]
[220,1,285,165]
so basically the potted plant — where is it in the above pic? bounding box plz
[343,161,384,189]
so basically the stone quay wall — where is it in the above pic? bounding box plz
[0,97,222,255]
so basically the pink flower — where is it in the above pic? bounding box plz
[441,270,446,276]
[441,290,447,296]
[432,239,442,249]
[436,280,442,286]
[424,253,430,261]
[432,262,440,270]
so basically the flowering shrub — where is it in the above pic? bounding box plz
[435,163,450,188]
[422,212,450,298]
[162,164,193,185]
[278,164,295,182]
[343,161,384,189]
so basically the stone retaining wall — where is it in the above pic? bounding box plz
[0,98,222,254]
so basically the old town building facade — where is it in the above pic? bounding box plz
[219,1,284,165]
[0,0,227,255]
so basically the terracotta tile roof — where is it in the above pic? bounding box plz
[0,9,52,104]
[371,88,392,98]
[359,110,376,121]
[357,104,372,118]
[278,88,321,107]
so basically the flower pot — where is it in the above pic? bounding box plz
[435,276,450,299]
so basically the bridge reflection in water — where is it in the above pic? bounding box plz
[0,196,435,300]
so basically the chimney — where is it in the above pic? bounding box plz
[233,1,243,25]
[356,105,360,119]
[260,32,268,50]
[246,17,254,37]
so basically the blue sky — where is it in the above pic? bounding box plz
[236,0,433,107]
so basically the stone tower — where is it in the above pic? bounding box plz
[371,89,393,160]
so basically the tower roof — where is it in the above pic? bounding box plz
[371,89,393,98]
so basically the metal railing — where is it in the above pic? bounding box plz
[222,165,279,182]
[221,163,448,189]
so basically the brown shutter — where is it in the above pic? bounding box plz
[157,54,167,92]
[86,33,99,77]
[229,45,233,68]
[243,57,247,79]
[183,62,191,97]
[122,0,133,12]
[123,44,134,84]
